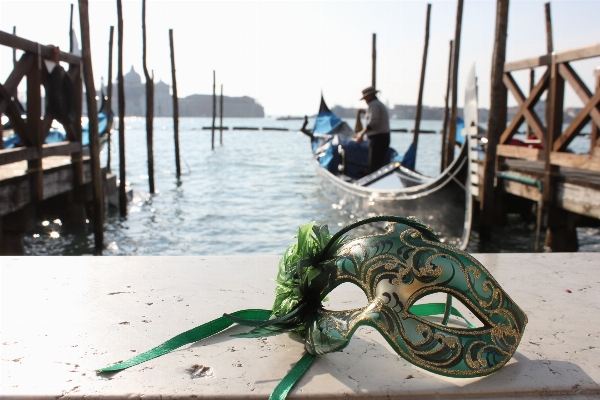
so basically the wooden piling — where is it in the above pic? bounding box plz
[169,29,181,178]
[444,0,464,169]
[26,52,43,203]
[592,68,600,152]
[117,0,127,217]
[69,4,74,53]
[211,70,216,151]
[440,40,453,173]
[106,26,114,173]
[526,68,535,139]
[479,0,509,241]
[78,0,104,251]
[412,4,431,159]
[371,33,376,88]
[142,0,155,194]
[544,2,554,134]
[12,27,16,66]
[219,84,224,146]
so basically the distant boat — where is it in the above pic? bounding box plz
[276,115,304,121]
[301,96,472,250]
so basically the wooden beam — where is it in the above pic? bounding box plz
[79,0,104,250]
[12,26,16,66]
[106,25,114,173]
[554,90,600,151]
[592,68,600,152]
[504,43,600,72]
[142,0,155,194]
[480,0,509,242]
[0,82,29,143]
[440,40,453,173]
[169,28,181,178]
[445,0,464,168]
[219,84,224,146]
[0,147,37,166]
[500,69,549,144]
[0,30,81,64]
[211,70,216,151]
[558,63,600,128]
[412,3,431,159]
[544,2,553,54]
[0,53,34,115]
[26,54,43,203]
[550,152,600,172]
[497,144,543,160]
[372,33,376,88]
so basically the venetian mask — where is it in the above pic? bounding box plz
[234,216,527,378]
[100,216,528,397]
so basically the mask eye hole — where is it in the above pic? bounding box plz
[322,283,369,311]
[411,293,485,329]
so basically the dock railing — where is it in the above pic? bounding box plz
[497,42,600,202]
[0,30,84,203]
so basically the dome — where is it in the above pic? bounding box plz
[124,66,142,85]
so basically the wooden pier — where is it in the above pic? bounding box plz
[477,42,600,251]
[0,30,107,254]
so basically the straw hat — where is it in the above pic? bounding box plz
[360,86,379,100]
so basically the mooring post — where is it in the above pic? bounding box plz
[413,4,431,160]
[526,68,535,139]
[219,84,224,146]
[371,33,376,88]
[26,45,43,204]
[79,0,104,251]
[142,0,155,194]
[169,29,181,178]
[12,26,16,66]
[479,0,509,242]
[106,26,114,173]
[117,0,127,217]
[69,4,74,53]
[440,40,453,173]
[211,70,216,151]
[444,0,464,169]
[592,68,600,153]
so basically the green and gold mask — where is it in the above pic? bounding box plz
[100,216,527,398]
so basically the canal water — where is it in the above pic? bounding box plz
[23,117,599,255]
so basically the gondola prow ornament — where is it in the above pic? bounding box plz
[99,216,527,399]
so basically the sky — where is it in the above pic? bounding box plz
[1,0,599,116]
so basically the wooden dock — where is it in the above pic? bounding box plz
[0,29,106,254]
[477,42,600,251]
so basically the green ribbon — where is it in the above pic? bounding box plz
[97,309,271,372]
[98,303,474,399]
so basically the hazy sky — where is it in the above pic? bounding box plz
[1,0,599,116]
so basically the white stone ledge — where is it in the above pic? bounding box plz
[1,254,599,399]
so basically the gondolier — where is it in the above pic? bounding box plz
[356,86,390,173]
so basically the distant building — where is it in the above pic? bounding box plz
[102,66,264,118]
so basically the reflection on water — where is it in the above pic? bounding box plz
[23,117,599,255]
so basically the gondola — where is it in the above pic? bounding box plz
[302,96,473,250]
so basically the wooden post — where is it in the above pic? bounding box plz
[412,4,431,159]
[444,0,464,169]
[26,47,43,204]
[544,3,554,54]
[117,0,127,217]
[69,4,74,53]
[12,26,16,66]
[479,0,509,242]
[142,0,155,194]
[106,26,114,173]
[211,70,216,151]
[544,2,554,134]
[526,68,535,139]
[592,68,600,153]
[371,33,376,88]
[78,0,104,251]
[219,84,224,146]
[440,40,453,173]
[169,29,181,178]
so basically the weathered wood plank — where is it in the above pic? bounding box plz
[497,144,543,160]
[558,63,600,128]
[554,90,600,152]
[503,179,542,202]
[0,53,34,114]
[504,43,600,72]
[504,54,551,72]
[0,30,80,64]
[550,152,600,172]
